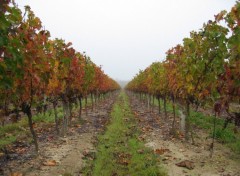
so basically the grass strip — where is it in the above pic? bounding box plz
[83,91,167,176]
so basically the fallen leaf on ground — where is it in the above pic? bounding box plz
[155,148,170,155]
[75,124,81,128]
[83,150,96,160]
[176,160,195,170]
[43,160,57,166]
[16,147,27,154]
[10,172,23,176]
[116,152,132,166]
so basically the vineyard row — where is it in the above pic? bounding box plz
[126,1,240,154]
[0,1,120,153]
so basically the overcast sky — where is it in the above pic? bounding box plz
[15,0,236,81]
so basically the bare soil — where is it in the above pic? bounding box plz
[128,94,240,176]
[0,96,116,176]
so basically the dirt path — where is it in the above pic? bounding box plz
[2,95,117,176]
[128,93,240,176]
